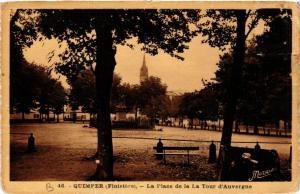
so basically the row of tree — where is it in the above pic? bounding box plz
[69,69,169,123]
[11,62,169,124]
[178,14,291,130]
[178,86,219,126]
[10,61,66,121]
[10,10,67,121]
[215,14,291,128]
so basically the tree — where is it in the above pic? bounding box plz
[165,94,182,119]
[110,73,125,113]
[212,46,266,132]
[179,92,199,128]
[26,9,200,179]
[69,69,97,118]
[138,76,167,120]
[11,62,48,120]
[111,82,142,122]
[179,87,219,129]
[10,59,67,122]
[255,16,292,126]
[197,9,291,180]
[197,9,291,146]
[37,71,66,121]
[198,9,248,146]
[211,14,291,131]
[119,83,140,121]
[69,70,123,123]
[10,10,67,122]
[50,81,66,122]
[197,86,219,123]
[10,10,40,114]
[116,76,168,127]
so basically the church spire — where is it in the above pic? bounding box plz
[142,53,146,66]
[140,53,148,83]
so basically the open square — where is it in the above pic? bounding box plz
[10,123,291,181]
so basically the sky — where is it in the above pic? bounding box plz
[114,36,221,92]
[23,35,221,93]
[20,9,267,93]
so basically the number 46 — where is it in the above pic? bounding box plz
[58,184,64,188]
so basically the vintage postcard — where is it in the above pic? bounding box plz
[1,1,299,193]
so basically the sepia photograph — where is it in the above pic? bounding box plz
[2,2,299,193]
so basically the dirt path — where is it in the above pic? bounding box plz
[10,123,291,181]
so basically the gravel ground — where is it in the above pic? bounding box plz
[10,123,291,181]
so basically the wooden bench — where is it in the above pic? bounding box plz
[153,146,199,164]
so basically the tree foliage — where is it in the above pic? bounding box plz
[39,78,66,122]
[139,76,167,119]
[11,61,66,120]
[210,13,291,127]
[35,9,200,80]
[197,9,291,148]
[10,10,67,119]
[11,62,46,115]
[10,10,41,113]
[179,86,219,122]
[69,69,97,113]
[69,70,124,114]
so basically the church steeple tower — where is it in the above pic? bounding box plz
[140,54,148,83]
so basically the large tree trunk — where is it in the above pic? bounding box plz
[89,113,92,126]
[47,109,49,121]
[72,113,76,123]
[94,13,116,180]
[134,106,138,127]
[220,10,246,146]
[22,111,25,121]
[234,120,239,132]
[219,10,246,181]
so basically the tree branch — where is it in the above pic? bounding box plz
[245,13,259,40]
[245,10,252,21]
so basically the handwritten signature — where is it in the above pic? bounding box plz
[248,168,275,181]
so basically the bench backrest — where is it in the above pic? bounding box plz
[153,146,199,151]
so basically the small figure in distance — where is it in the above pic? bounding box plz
[254,142,261,150]
[254,142,261,160]
[156,138,164,160]
[27,133,36,153]
[208,141,216,163]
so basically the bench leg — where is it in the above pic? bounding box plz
[163,151,166,164]
[187,151,190,165]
